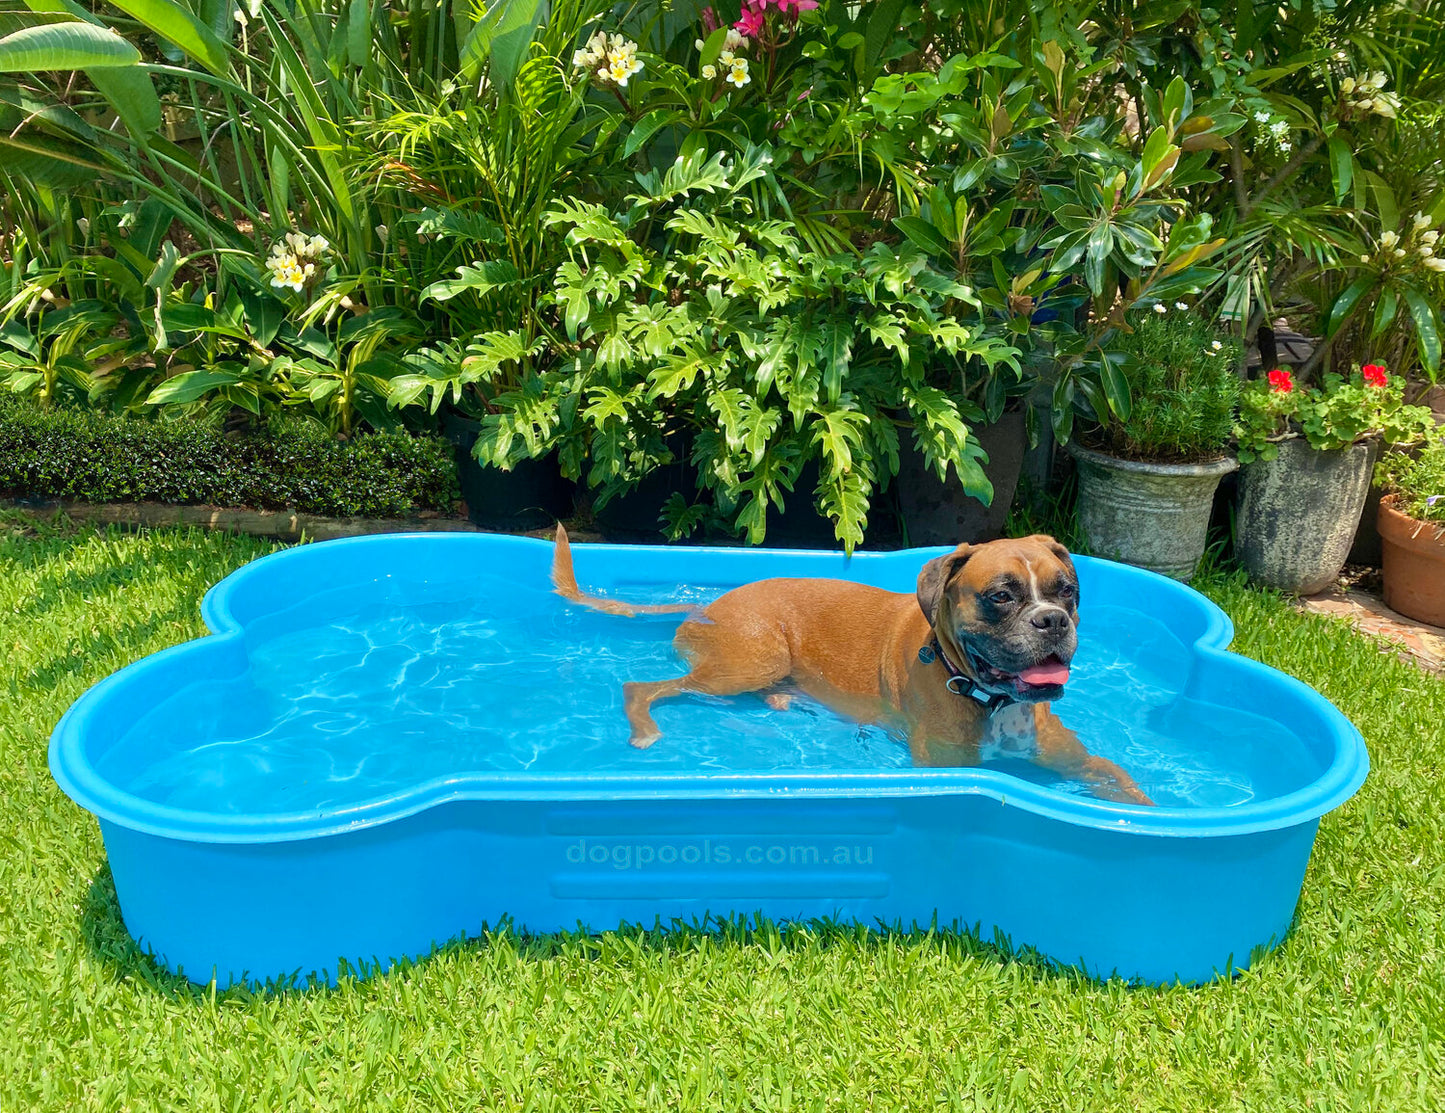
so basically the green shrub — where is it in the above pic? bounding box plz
[1377,432,1445,523]
[1095,308,1241,462]
[0,401,458,519]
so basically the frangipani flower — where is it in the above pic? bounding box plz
[573,32,643,87]
[265,231,329,293]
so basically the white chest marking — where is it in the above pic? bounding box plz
[977,702,1038,762]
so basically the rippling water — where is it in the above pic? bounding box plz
[97,574,1324,814]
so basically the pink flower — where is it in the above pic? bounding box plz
[734,2,764,36]
[701,6,717,31]
[778,0,818,12]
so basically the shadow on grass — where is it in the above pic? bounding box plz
[79,859,1239,1005]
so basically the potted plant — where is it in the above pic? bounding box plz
[1376,431,1445,625]
[1068,306,1241,580]
[1233,363,1434,593]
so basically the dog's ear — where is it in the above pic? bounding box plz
[916,545,974,626]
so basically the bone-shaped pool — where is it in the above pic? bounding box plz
[51,534,1367,987]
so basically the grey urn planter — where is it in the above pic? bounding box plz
[1235,438,1377,595]
[1069,443,1238,581]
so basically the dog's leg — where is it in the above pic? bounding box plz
[1032,707,1155,806]
[624,623,791,748]
[624,661,789,748]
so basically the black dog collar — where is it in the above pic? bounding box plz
[919,638,1015,711]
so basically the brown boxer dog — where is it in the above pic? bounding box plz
[551,526,1153,805]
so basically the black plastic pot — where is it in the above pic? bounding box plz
[594,432,696,540]
[895,409,1029,546]
[763,459,845,549]
[443,414,573,531]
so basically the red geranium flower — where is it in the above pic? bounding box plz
[1267,368,1294,393]
[1362,363,1388,388]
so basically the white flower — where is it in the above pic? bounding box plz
[719,49,735,66]
[1421,246,1435,258]
[694,38,705,51]
[265,231,328,292]
[1380,230,1399,248]
[1368,71,1388,90]
[375,224,389,246]
[1152,302,1168,314]
[1340,76,1356,94]
[76,218,90,237]
[1254,109,1271,124]
[1210,340,1223,352]
[1414,212,1432,230]
[1424,230,1440,246]
[1175,302,1189,310]
[1269,119,1290,138]
[1393,248,1407,258]
[1425,257,1445,272]
[1360,253,1371,262]
[724,29,749,52]
[1278,139,1292,153]
[701,64,716,79]
[726,58,750,88]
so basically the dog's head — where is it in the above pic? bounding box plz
[916,535,1080,702]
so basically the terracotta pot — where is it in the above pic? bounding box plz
[1069,443,1237,581]
[1378,494,1445,627]
[1235,439,1377,595]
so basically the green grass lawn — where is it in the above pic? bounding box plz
[1,511,1441,1112]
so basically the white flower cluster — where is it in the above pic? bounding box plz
[266,231,329,293]
[696,29,751,88]
[1252,109,1293,154]
[1340,72,1399,118]
[1372,214,1445,272]
[573,32,644,88]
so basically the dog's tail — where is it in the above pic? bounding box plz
[551,524,699,617]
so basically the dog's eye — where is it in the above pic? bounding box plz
[988,590,1014,605]
[1057,582,1076,598]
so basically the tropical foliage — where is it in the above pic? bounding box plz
[3,0,1444,544]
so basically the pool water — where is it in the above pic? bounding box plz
[97,573,1324,815]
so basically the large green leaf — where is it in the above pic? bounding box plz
[1325,275,1376,338]
[458,0,548,92]
[0,21,138,70]
[421,261,523,303]
[144,367,244,405]
[106,0,231,76]
[1401,285,1442,375]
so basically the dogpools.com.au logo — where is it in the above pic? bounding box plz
[564,838,877,872]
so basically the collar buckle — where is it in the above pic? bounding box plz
[928,638,1015,711]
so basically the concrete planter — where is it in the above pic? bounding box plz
[1378,495,1445,627]
[1235,438,1375,595]
[1069,444,1237,581]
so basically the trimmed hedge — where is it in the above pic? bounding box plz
[0,401,459,519]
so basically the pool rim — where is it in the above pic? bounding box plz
[49,533,1369,846]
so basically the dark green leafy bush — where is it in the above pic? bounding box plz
[0,401,458,518]
[1095,309,1241,463]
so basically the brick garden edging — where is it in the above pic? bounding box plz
[7,499,483,542]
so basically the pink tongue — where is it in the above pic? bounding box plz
[1017,660,1070,687]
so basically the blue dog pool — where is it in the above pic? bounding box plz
[50,534,1367,986]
